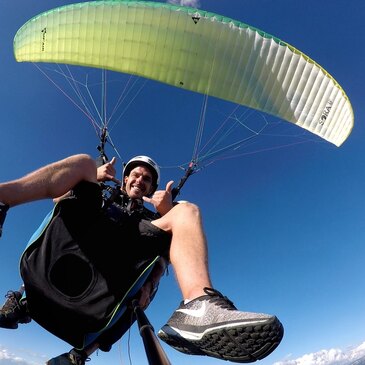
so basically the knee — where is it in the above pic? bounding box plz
[71,153,94,165]
[66,154,97,180]
[173,201,201,220]
[73,153,95,166]
[154,202,202,233]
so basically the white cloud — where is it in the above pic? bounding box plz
[166,0,201,8]
[274,342,365,365]
[0,348,30,365]
[0,347,43,365]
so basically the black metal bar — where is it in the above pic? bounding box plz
[171,161,196,201]
[132,300,171,365]
[96,127,109,165]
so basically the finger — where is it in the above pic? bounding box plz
[143,196,152,204]
[165,180,174,193]
[108,164,116,174]
[110,157,116,166]
[138,289,149,309]
[112,177,122,185]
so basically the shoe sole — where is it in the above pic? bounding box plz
[0,316,31,329]
[0,322,18,329]
[158,316,284,363]
[19,317,32,324]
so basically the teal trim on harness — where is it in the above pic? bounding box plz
[19,206,56,307]
[24,206,56,250]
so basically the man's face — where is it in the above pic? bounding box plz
[124,165,154,199]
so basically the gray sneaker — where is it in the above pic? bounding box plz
[0,289,31,329]
[46,349,90,365]
[157,287,284,363]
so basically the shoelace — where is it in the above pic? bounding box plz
[69,350,91,365]
[2,291,21,313]
[203,287,237,310]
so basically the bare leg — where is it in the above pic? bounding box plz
[152,202,212,300]
[0,154,97,207]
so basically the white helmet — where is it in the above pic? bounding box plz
[123,155,160,193]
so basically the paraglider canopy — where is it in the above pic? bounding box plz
[13,0,353,148]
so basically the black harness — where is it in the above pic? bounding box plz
[100,184,158,225]
[19,183,163,350]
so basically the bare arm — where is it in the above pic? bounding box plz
[53,157,121,203]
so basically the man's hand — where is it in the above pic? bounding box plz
[136,257,168,309]
[143,180,174,216]
[97,157,121,184]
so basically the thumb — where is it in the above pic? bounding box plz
[165,180,174,193]
[112,176,122,185]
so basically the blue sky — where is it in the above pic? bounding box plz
[0,1,365,365]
